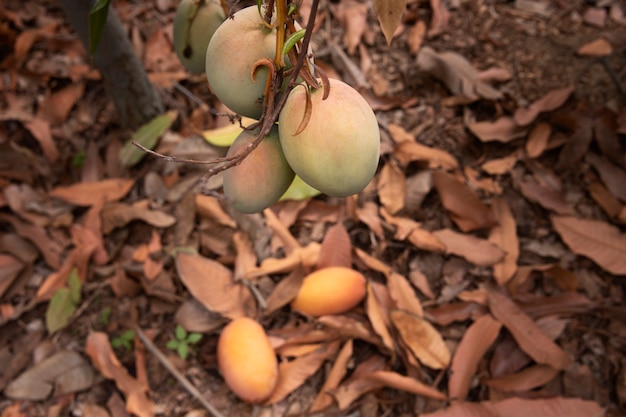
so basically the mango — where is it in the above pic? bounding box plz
[291,266,367,316]
[223,125,295,213]
[205,6,312,119]
[278,78,380,197]
[217,317,278,403]
[173,0,225,73]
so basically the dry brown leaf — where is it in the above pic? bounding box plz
[101,202,176,234]
[355,201,384,238]
[515,172,575,216]
[481,152,520,175]
[50,178,134,206]
[366,282,395,353]
[85,332,155,417]
[587,181,624,219]
[264,266,305,316]
[484,364,560,392]
[466,115,528,143]
[38,82,85,126]
[343,0,369,54]
[387,272,424,316]
[432,171,497,232]
[487,289,572,370]
[23,118,59,163]
[416,47,502,100]
[378,161,406,214]
[525,122,552,158]
[391,309,451,369]
[317,222,352,270]
[464,166,503,195]
[428,0,450,36]
[194,194,236,227]
[365,371,446,400]
[514,86,575,126]
[175,252,253,319]
[355,248,393,276]
[0,254,23,298]
[586,153,626,203]
[421,397,604,417]
[407,20,427,54]
[432,228,505,267]
[317,315,382,347]
[448,314,502,401]
[329,355,387,409]
[577,37,613,57]
[552,215,626,275]
[309,340,354,413]
[373,0,407,45]
[246,242,321,278]
[394,140,459,170]
[143,230,163,280]
[232,231,257,281]
[265,341,340,404]
[488,198,519,285]
[408,227,447,253]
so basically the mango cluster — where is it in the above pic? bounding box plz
[173,3,381,213]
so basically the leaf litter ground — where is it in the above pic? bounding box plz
[1,0,626,416]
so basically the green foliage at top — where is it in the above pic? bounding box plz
[88,0,111,56]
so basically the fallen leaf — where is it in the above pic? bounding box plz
[366,282,395,353]
[428,0,450,36]
[394,140,459,170]
[264,266,305,316]
[50,178,135,206]
[373,0,407,45]
[391,309,451,369]
[355,201,384,238]
[23,118,59,162]
[552,216,626,275]
[432,171,497,231]
[488,198,519,285]
[378,161,406,214]
[365,370,446,400]
[387,272,423,316]
[407,20,427,54]
[586,153,626,203]
[175,252,253,319]
[309,339,354,413]
[38,81,85,126]
[330,355,387,409]
[525,122,551,158]
[433,228,505,266]
[514,86,575,126]
[487,289,572,370]
[577,37,613,57]
[85,332,155,417]
[448,314,502,401]
[481,152,520,175]
[416,47,501,100]
[421,397,604,417]
[265,341,340,404]
[514,172,575,216]
[195,194,236,227]
[484,364,560,392]
[344,0,370,53]
[101,202,176,233]
[317,222,352,269]
[466,115,528,143]
[0,254,23,298]
[4,350,94,400]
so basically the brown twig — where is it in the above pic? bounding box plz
[133,326,227,417]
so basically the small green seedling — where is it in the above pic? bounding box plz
[111,329,135,351]
[166,325,202,360]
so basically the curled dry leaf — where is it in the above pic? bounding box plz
[513,171,575,216]
[525,122,552,158]
[366,282,395,353]
[50,178,135,206]
[309,339,354,413]
[586,153,626,203]
[448,314,502,402]
[487,289,572,370]
[432,170,497,232]
[85,332,155,417]
[466,115,528,143]
[514,86,575,127]
[387,272,423,316]
[343,0,369,54]
[175,252,253,319]
[355,201,384,238]
[265,341,340,405]
[488,198,519,285]
[378,161,406,215]
[432,228,505,267]
[551,216,626,275]
[101,202,177,234]
[365,371,446,400]
[416,47,502,101]
[391,309,451,370]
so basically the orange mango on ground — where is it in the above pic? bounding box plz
[291,266,367,316]
[217,317,278,403]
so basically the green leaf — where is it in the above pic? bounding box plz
[175,325,187,341]
[187,333,203,344]
[177,343,189,360]
[282,29,306,59]
[45,288,76,334]
[279,175,321,201]
[88,0,110,56]
[67,268,82,304]
[166,339,179,350]
[119,110,177,167]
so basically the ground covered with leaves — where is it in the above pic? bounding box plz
[1,0,626,416]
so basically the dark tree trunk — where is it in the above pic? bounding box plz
[58,0,163,128]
